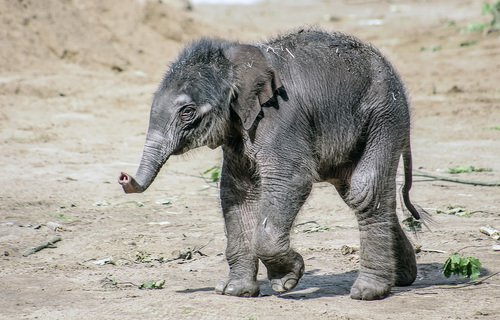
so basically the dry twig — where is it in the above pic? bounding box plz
[435,272,500,290]
[412,171,500,187]
[23,236,62,257]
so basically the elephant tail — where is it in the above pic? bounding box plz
[401,141,431,223]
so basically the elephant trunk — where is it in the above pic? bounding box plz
[119,134,170,194]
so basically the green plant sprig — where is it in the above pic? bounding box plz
[443,253,481,280]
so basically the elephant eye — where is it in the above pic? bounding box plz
[180,106,196,122]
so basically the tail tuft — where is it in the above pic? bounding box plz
[401,140,434,229]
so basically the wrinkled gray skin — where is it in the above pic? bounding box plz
[119,29,427,300]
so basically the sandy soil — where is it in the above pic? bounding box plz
[1,0,499,319]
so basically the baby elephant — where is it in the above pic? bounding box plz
[119,28,426,300]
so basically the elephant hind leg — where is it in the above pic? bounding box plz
[393,225,417,286]
[332,142,416,299]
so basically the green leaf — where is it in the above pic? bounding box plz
[448,166,472,174]
[459,40,477,47]
[466,22,487,33]
[51,212,75,222]
[448,166,492,174]
[483,3,492,14]
[420,45,442,52]
[431,45,442,52]
[436,206,472,217]
[402,217,422,232]
[139,280,165,290]
[468,1,500,33]
[203,166,221,183]
[443,256,453,277]
[443,253,481,280]
[467,257,482,280]
[211,170,220,183]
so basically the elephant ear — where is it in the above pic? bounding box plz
[224,44,285,130]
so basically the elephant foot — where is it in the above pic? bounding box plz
[215,278,260,297]
[269,271,301,293]
[350,274,391,300]
[266,251,305,294]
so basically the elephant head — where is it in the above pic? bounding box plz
[119,39,286,193]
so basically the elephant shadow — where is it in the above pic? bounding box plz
[176,263,491,299]
[263,263,491,300]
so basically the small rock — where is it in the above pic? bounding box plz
[358,19,384,26]
[155,199,172,205]
[479,225,500,240]
[19,223,33,228]
[447,85,463,93]
[349,255,360,264]
[3,251,9,256]
[132,70,147,78]
[117,200,144,208]
[93,257,115,266]
[111,65,124,73]
[46,221,63,231]
[147,221,171,226]
[324,14,341,22]
[93,200,111,207]
[340,245,357,255]
[183,0,193,11]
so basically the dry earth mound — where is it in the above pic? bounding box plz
[0,0,212,73]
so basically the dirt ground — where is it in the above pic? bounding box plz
[1,0,499,319]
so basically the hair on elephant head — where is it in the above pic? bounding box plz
[119,39,287,193]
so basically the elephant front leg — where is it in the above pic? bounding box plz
[215,158,260,297]
[253,174,312,294]
[255,217,306,293]
[215,209,260,297]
